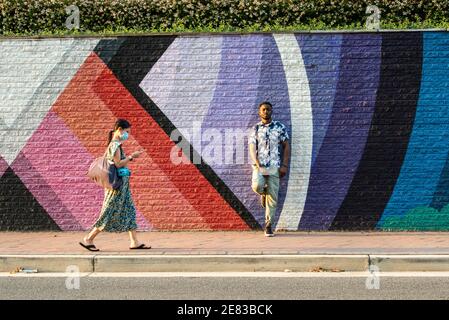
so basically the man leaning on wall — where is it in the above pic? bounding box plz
[249,101,290,237]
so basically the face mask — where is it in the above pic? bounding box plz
[120,131,129,141]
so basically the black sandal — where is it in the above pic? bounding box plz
[79,242,100,252]
[130,244,151,250]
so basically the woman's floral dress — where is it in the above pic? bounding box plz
[93,141,137,232]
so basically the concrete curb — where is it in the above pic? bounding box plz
[370,255,449,272]
[2,254,449,273]
[0,255,95,273]
[94,255,368,272]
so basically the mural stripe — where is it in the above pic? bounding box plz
[95,37,259,229]
[0,39,99,165]
[51,53,203,231]
[0,167,60,231]
[0,156,7,178]
[17,111,109,230]
[378,32,449,230]
[299,34,382,230]
[11,150,83,230]
[141,36,223,138]
[90,53,249,230]
[296,34,343,165]
[255,35,292,228]
[201,35,265,225]
[431,150,449,210]
[428,36,449,214]
[273,33,313,230]
[332,32,423,230]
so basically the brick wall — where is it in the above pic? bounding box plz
[1,32,448,231]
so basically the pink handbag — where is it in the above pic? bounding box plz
[87,152,122,190]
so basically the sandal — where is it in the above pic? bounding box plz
[130,244,151,250]
[79,242,100,252]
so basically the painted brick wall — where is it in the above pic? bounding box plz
[1,32,449,231]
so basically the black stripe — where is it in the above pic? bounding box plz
[94,37,261,229]
[0,168,60,231]
[330,32,423,230]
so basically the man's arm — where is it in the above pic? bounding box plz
[249,143,260,168]
[279,140,290,178]
[249,126,260,168]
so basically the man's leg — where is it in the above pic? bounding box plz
[252,167,268,209]
[251,167,266,195]
[264,171,280,236]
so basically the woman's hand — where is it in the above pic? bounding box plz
[131,149,144,159]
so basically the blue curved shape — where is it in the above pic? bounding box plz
[378,32,449,228]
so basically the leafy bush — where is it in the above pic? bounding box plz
[1,0,449,35]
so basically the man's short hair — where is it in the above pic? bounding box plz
[259,101,273,109]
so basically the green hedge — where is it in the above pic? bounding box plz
[1,0,449,35]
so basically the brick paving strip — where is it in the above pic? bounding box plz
[0,231,448,255]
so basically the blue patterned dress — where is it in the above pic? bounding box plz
[93,141,138,232]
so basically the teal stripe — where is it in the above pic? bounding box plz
[378,32,449,230]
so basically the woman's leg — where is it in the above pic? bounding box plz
[84,227,102,244]
[128,230,139,248]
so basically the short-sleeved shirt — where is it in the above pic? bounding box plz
[249,120,289,168]
[106,141,132,176]
[106,141,125,163]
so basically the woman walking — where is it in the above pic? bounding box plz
[79,119,151,251]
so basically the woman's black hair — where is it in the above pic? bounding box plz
[107,119,131,144]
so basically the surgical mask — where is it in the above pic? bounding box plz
[121,131,129,141]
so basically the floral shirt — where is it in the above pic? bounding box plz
[249,120,289,168]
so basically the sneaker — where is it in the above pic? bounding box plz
[264,225,274,237]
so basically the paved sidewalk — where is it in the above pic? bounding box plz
[2,232,449,272]
[1,231,449,255]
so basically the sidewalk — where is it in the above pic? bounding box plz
[1,231,449,273]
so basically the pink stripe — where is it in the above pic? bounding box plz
[0,156,7,178]
[19,112,106,230]
[136,209,153,231]
[19,111,151,231]
[11,152,83,230]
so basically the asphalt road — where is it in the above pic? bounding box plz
[1,273,449,300]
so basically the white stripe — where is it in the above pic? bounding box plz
[273,34,313,230]
[0,39,100,165]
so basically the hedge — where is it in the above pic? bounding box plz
[1,0,449,35]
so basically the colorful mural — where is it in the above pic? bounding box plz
[1,32,449,231]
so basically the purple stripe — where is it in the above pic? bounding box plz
[296,34,343,165]
[256,35,291,228]
[201,35,264,225]
[299,34,382,230]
